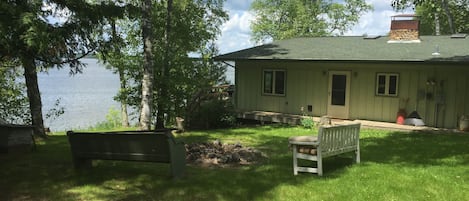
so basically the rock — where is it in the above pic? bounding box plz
[207,152,217,158]
[213,139,222,146]
[185,141,265,167]
[231,152,240,162]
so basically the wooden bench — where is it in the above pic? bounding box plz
[66,130,186,178]
[0,124,35,153]
[289,123,361,176]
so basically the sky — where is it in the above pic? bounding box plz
[217,0,412,54]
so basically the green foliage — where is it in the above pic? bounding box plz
[90,107,122,130]
[300,117,314,129]
[95,15,143,128]
[416,1,469,35]
[44,98,65,123]
[391,0,419,10]
[187,99,236,129]
[299,107,314,129]
[250,0,372,42]
[105,106,121,128]
[0,1,131,137]
[150,0,228,126]
[97,0,229,129]
[0,64,30,124]
[0,1,129,70]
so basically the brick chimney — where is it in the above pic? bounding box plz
[388,14,420,43]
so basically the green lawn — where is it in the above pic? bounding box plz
[1,125,469,201]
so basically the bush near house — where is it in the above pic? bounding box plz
[186,99,236,129]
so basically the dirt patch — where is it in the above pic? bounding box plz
[185,139,266,167]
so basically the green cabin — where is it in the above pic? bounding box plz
[216,15,469,129]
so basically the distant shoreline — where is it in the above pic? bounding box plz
[84,54,98,59]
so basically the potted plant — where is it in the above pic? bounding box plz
[459,115,469,131]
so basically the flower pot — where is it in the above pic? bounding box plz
[459,116,469,131]
[396,109,406,125]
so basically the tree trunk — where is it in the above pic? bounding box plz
[155,0,173,129]
[139,0,154,130]
[441,0,455,34]
[21,56,46,138]
[118,68,130,127]
[111,19,130,128]
[434,12,440,35]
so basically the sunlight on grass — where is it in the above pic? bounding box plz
[67,185,116,201]
[1,125,469,201]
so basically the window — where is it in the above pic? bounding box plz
[376,73,399,96]
[263,69,285,95]
[331,74,347,105]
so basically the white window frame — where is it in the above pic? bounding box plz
[263,69,286,96]
[376,73,399,96]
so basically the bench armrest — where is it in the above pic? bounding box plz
[289,140,319,146]
[288,135,319,146]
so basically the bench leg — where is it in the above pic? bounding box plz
[170,144,186,179]
[355,149,360,163]
[317,156,323,176]
[170,161,185,179]
[292,145,298,175]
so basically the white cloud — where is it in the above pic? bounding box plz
[216,28,253,54]
[217,8,255,54]
[218,0,415,53]
[346,0,413,36]
[221,11,253,34]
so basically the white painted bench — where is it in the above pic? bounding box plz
[289,123,361,176]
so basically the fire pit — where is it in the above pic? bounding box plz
[185,139,266,167]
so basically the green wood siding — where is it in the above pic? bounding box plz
[235,61,469,128]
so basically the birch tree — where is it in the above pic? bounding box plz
[150,0,228,129]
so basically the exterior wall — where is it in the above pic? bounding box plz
[235,60,469,128]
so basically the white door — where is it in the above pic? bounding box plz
[327,71,351,119]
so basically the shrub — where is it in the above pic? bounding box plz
[90,107,121,130]
[0,66,30,124]
[187,99,236,129]
[300,106,314,129]
[300,117,314,129]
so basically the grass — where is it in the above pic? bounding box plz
[1,124,469,201]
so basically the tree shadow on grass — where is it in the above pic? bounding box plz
[0,130,322,201]
[361,131,469,166]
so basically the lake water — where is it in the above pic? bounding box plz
[39,58,121,131]
[38,58,234,132]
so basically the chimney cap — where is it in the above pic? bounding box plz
[391,14,419,21]
[392,14,418,18]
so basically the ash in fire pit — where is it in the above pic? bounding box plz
[185,139,266,167]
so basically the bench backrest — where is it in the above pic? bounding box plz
[318,123,360,157]
[0,124,35,153]
[67,130,178,163]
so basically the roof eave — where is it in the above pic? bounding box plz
[213,57,469,64]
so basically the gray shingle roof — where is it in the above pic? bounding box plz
[215,35,469,63]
